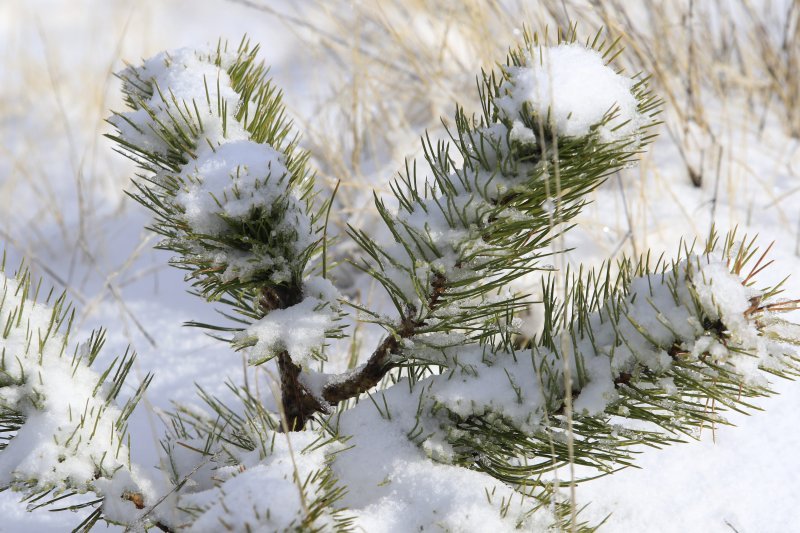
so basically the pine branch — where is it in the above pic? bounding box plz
[342,28,662,389]
[107,39,348,432]
[86,28,800,531]
[322,272,446,404]
[108,38,326,337]
[0,261,156,528]
[380,235,800,486]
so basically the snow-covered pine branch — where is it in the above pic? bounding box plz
[108,40,328,309]
[343,30,660,400]
[145,234,800,532]
[0,262,156,528]
[332,235,800,486]
[2,26,799,532]
[107,39,345,429]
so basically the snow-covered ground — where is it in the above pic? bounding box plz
[1,0,798,531]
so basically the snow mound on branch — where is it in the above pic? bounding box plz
[176,140,291,234]
[175,138,314,284]
[235,276,342,366]
[496,43,642,142]
[112,46,317,285]
[110,47,243,156]
[425,255,783,424]
[237,297,336,365]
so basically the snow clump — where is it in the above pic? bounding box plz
[496,43,643,142]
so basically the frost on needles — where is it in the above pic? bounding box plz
[1,30,799,532]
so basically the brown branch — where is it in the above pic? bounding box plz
[322,318,412,405]
[256,282,320,431]
[322,271,447,405]
[274,272,447,430]
[277,350,328,430]
[259,283,303,312]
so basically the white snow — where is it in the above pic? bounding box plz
[236,295,338,365]
[233,276,342,366]
[110,47,242,157]
[175,137,313,283]
[509,119,538,145]
[176,432,342,532]
[496,43,643,142]
[176,140,291,234]
[332,382,559,532]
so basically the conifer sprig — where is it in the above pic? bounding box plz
[435,233,800,486]
[0,260,154,526]
[107,38,345,429]
[107,38,327,329]
[346,28,662,393]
